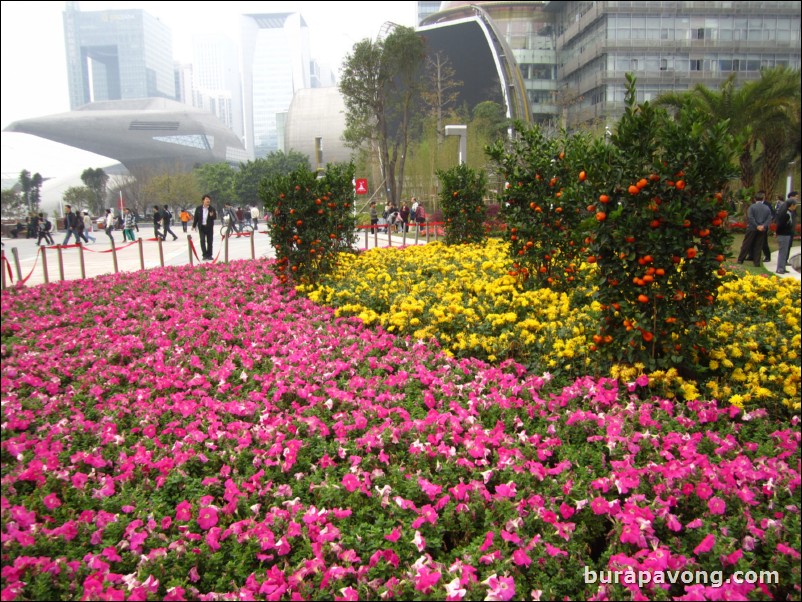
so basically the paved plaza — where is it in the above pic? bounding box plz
[1,225,438,288]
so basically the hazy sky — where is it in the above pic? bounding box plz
[1,0,418,179]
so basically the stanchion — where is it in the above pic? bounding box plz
[138,238,145,270]
[224,233,229,264]
[41,246,49,284]
[426,224,430,243]
[157,237,164,267]
[11,248,22,282]
[414,227,419,245]
[187,235,194,266]
[388,227,393,247]
[364,229,369,250]
[1,250,6,290]
[78,244,86,280]
[110,238,119,274]
[373,228,378,249]
[250,231,255,259]
[56,245,65,281]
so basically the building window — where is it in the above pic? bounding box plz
[660,58,668,71]
[631,58,639,70]
[690,59,702,71]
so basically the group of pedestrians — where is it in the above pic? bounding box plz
[736,190,799,274]
[61,205,97,246]
[369,197,427,234]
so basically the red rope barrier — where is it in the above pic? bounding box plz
[18,246,43,286]
[2,253,14,283]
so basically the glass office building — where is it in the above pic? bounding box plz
[423,1,801,130]
[241,13,311,159]
[63,2,175,109]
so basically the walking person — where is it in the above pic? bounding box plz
[250,205,261,230]
[61,205,82,245]
[736,191,773,267]
[192,194,217,261]
[774,191,799,274]
[369,201,379,234]
[103,209,116,243]
[82,210,96,244]
[153,206,165,240]
[179,208,191,233]
[161,205,179,241]
[123,208,137,241]
[36,213,54,246]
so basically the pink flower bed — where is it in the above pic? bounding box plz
[1,260,800,600]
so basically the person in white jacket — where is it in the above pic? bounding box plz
[104,209,117,243]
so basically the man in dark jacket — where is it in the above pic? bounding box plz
[192,195,217,261]
[774,192,799,274]
[736,191,773,267]
[61,205,82,245]
[161,205,178,241]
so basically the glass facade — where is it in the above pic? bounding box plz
[422,1,800,130]
[241,13,311,159]
[63,4,175,110]
[554,0,801,129]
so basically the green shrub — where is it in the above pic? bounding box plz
[437,163,487,245]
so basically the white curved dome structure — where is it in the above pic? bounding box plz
[4,98,248,173]
[284,88,353,166]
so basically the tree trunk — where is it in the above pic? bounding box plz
[760,136,785,200]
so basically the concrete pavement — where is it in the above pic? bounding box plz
[1,225,439,288]
[2,227,798,289]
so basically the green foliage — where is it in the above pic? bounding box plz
[487,122,596,292]
[62,186,96,213]
[80,167,109,214]
[260,162,357,285]
[18,169,43,214]
[194,162,237,204]
[140,172,201,209]
[437,163,487,245]
[583,74,737,373]
[234,151,310,207]
[1,188,24,217]
[339,26,426,204]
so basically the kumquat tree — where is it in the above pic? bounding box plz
[261,163,357,285]
[437,163,488,246]
[582,75,737,374]
[486,124,596,292]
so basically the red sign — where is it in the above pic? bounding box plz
[355,178,368,195]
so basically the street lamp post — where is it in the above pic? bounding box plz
[445,125,467,165]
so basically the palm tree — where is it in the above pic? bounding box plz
[745,67,801,199]
[656,67,800,198]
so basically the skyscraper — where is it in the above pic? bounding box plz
[63,2,175,109]
[192,33,244,141]
[241,13,311,159]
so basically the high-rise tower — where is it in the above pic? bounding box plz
[63,2,175,109]
[241,13,311,158]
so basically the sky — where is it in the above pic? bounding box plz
[0,0,418,183]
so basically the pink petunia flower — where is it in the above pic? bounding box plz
[707,497,726,515]
[511,549,532,567]
[482,574,515,602]
[776,543,801,559]
[693,533,716,555]
[175,500,192,522]
[412,530,426,552]
[342,473,360,492]
[42,493,61,510]
[197,507,218,531]
[444,577,466,601]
